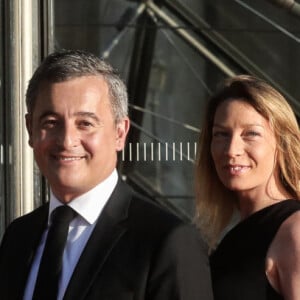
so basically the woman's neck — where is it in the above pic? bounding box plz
[237,186,292,220]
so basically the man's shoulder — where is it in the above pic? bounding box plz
[6,204,48,232]
[124,186,208,252]
[0,204,48,251]
[131,191,180,222]
[116,179,186,224]
[128,186,195,234]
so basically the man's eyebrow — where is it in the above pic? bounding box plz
[37,111,101,123]
[38,111,59,121]
[75,112,101,123]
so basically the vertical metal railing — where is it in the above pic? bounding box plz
[2,0,39,228]
[0,0,5,237]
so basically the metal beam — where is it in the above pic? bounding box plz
[145,0,236,77]
[266,0,300,17]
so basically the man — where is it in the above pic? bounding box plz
[0,50,213,300]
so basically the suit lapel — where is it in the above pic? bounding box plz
[24,204,49,258]
[63,180,132,300]
[12,204,48,298]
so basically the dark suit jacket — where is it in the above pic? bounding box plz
[0,179,213,300]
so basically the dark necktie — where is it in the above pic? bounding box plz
[32,205,76,300]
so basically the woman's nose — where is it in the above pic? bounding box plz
[224,135,244,157]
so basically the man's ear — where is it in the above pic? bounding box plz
[25,113,33,147]
[116,117,130,151]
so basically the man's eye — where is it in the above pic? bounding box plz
[42,119,57,128]
[78,121,93,127]
[212,131,229,137]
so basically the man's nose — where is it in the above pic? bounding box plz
[56,123,79,148]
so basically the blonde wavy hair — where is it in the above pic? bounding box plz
[195,75,300,249]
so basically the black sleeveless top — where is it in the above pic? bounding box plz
[210,200,300,300]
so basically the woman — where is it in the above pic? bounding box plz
[195,75,300,299]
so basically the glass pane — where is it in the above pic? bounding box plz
[124,26,228,218]
[201,0,300,114]
[55,0,136,78]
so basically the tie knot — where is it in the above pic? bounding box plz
[51,205,77,226]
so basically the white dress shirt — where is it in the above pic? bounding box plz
[23,170,118,300]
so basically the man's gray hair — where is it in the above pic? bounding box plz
[26,49,128,123]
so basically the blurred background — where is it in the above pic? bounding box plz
[1,0,300,237]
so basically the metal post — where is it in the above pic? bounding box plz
[3,0,39,224]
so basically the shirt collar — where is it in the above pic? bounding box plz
[49,169,118,225]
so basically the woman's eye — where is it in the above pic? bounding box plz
[246,131,260,137]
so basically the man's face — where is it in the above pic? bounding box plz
[26,76,129,203]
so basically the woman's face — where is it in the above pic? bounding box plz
[210,99,278,197]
